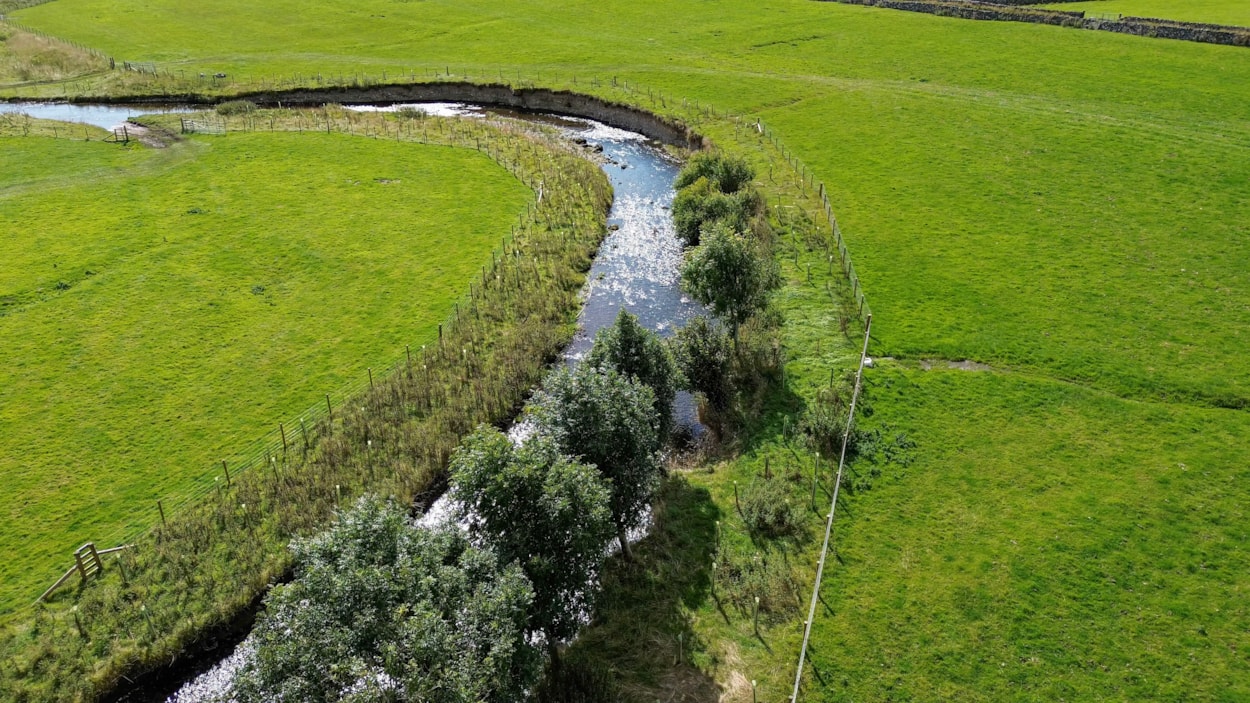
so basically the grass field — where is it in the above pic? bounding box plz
[0,25,106,86]
[3,0,1249,699]
[1037,0,1250,25]
[0,129,529,616]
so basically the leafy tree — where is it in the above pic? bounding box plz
[586,308,679,438]
[672,176,749,247]
[674,152,755,194]
[450,426,615,654]
[232,496,539,703]
[530,364,661,559]
[672,315,733,412]
[680,222,780,343]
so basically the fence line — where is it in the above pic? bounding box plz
[790,313,872,702]
[16,70,877,625]
[34,108,583,590]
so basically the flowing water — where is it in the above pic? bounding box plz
[13,101,697,701]
[0,101,191,128]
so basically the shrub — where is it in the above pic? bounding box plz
[232,496,540,703]
[671,176,749,247]
[713,543,803,619]
[450,427,614,646]
[674,152,755,194]
[216,99,257,116]
[740,477,803,538]
[395,106,425,120]
[530,364,662,559]
[586,308,679,438]
[671,315,733,413]
[681,222,781,342]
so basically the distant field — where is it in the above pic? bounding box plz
[1037,0,1250,25]
[0,131,529,615]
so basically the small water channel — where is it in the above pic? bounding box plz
[10,100,700,701]
[0,101,191,128]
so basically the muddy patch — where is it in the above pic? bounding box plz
[918,358,995,372]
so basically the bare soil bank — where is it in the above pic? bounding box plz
[81,82,708,149]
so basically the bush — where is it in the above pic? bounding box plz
[530,364,662,558]
[681,222,781,342]
[740,477,803,538]
[232,496,541,703]
[713,542,803,619]
[586,308,679,438]
[799,385,854,459]
[674,152,755,194]
[215,99,257,116]
[395,106,425,120]
[672,315,733,413]
[671,176,750,247]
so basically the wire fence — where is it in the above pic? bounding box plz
[12,69,877,668]
[30,106,593,598]
[790,314,872,702]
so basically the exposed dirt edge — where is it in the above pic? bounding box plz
[69,82,709,149]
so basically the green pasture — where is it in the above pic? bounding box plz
[1038,0,1250,25]
[806,366,1250,701]
[3,0,1249,699]
[0,130,529,616]
[10,0,1250,406]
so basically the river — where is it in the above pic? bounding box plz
[8,99,698,701]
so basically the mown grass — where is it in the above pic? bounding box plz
[2,0,1249,700]
[1037,0,1250,25]
[0,125,530,617]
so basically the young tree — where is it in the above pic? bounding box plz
[680,222,780,344]
[530,364,661,559]
[586,308,679,439]
[672,176,749,247]
[450,426,615,657]
[674,152,756,194]
[232,496,539,703]
[672,315,733,413]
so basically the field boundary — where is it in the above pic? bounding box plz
[788,314,872,701]
[4,105,606,608]
[818,0,1250,47]
[61,77,873,319]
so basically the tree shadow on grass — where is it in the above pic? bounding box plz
[564,475,723,702]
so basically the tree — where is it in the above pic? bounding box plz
[672,315,733,413]
[450,426,615,656]
[232,496,539,703]
[680,222,780,343]
[674,152,755,194]
[530,364,661,559]
[672,176,749,247]
[586,308,679,439]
